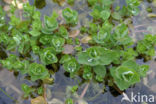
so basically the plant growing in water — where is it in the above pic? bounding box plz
[0,0,155,103]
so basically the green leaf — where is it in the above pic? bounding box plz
[83,65,93,80]
[93,29,110,44]
[101,0,113,6]
[0,33,9,45]
[77,47,120,66]
[40,47,58,65]
[58,26,69,39]
[136,34,156,57]
[138,65,149,77]
[89,22,99,34]
[50,36,65,53]
[93,65,106,77]
[102,20,113,32]
[6,39,17,51]
[100,10,111,20]
[63,57,80,77]
[32,45,40,54]
[121,48,138,60]
[67,0,74,5]
[16,21,30,32]
[21,84,34,98]
[113,23,132,45]
[93,65,106,82]
[42,12,58,34]
[37,86,43,95]
[32,11,41,20]
[0,6,5,28]
[32,20,42,31]
[87,0,97,6]
[126,0,140,16]
[122,60,139,71]
[9,16,20,26]
[28,63,50,81]
[110,66,140,90]
[29,30,41,37]
[62,8,78,25]
[18,40,31,54]
[65,98,73,104]
[59,55,72,64]
[0,55,17,70]
[111,12,122,20]
[77,47,100,66]
[99,50,120,65]
[71,85,78,93]
[39,35,52,45]
[13,60,29,74]
[90,9,101,20]
[23,3,35,17]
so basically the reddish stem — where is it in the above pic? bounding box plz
[80,83,90,99]
[135,30,149,33]
[43,84,47,101]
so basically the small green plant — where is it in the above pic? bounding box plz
[42,12,58,34]
[28,63,50,81]
[21,84,35,98]
[65,98,74,104]
[62,8,78,25]
[67,0,74,5]
[0,0,155,102]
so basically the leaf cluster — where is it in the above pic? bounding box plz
[0,0,155,98]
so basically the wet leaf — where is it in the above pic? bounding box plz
[28,63,50,81]
[40,47,58,65]
[62,8,78,25]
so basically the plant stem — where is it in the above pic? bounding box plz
[52,63,58,71]
[135,30,149,33]
[0,87,17,102]
[14,0,18,8]
[80,82,90,99]
[113,85,123,94]
[134,24,146,28]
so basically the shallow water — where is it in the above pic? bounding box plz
[0,0,156,104]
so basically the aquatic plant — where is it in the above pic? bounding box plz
[0,0,155,102]
[62,8,78,25]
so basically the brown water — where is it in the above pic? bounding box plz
[0,0,156,104]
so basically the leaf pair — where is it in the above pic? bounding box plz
[77,46,119,66]
[136,34,156,57]
[60,55,80,77]
[110,60,149,90]
[62,8,78,25]
[42,12,58,34]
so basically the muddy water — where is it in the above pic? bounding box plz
[0,0,156,104]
